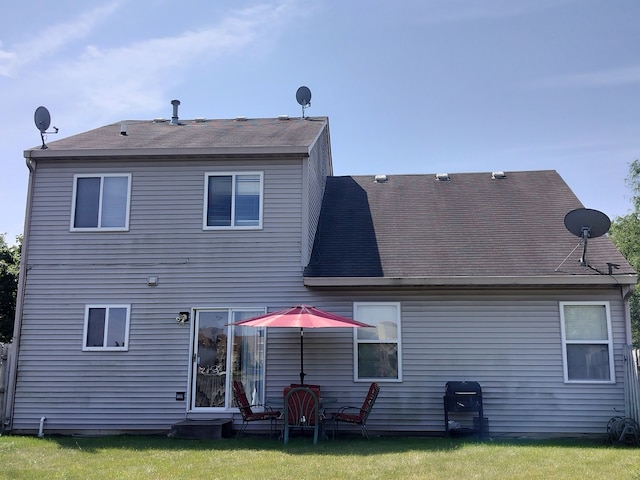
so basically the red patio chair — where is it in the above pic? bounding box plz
[283,386,322,445]
[331,382,380,439]
[232,380,281,438]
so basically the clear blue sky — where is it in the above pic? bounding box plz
[1,1,639,243]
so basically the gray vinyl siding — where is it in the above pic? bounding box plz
[12,147,630,437]
[12,155,315,434]
[263,289,628,437]
[302,128,330,265]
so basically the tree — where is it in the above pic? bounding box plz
[609,159,640,346]
[0,234,21,343]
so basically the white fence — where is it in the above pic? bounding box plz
[625,346,640,422]
[0,343,11,432]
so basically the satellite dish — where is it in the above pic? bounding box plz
[295,86,311,118]
[34,106,51,133]
[564,208,611,266]
[296,86,311,106]
[33,106,59,149]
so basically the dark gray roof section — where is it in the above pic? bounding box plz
[26,116,328,154]
[304,171,635,284]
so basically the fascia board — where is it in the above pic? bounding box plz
[303,274,638,288]
[24,145,311,159]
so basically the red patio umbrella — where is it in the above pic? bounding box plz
[229,305,373,384]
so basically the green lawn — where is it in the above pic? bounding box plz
[0,434,639,480]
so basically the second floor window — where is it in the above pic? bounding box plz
[205,172,263,229]
[71,174,131,230]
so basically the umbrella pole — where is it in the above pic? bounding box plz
[299,328,305,385]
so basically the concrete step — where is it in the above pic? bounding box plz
[170,419,233,440]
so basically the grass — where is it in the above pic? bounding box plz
[0,434,639,480]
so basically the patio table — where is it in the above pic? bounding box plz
[266,396,337,410]
[269,393,338,441]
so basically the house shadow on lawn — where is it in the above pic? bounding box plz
[36,433,615,455]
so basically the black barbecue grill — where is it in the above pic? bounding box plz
[444,381,487,438]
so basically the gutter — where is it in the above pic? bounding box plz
[4,153,36,431]
[24,145,312,160]
[303,274,638,288]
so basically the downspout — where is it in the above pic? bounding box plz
[3,152,36,431]
[622,285,635,345]
[622,284,639,423]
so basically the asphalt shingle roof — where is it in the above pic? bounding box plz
[304,171,634,280]
[30,116,328,152]
[28,115,633,283]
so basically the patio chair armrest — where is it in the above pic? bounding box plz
[249,403,276,412]
[335,405,361,415]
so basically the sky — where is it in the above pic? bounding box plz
[1,0,639,244]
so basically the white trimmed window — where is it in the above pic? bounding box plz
[71,174,131,231]
[204,172,263,229]
[559,302,615,383]
[83,305,131,351]
[354,302,402,381]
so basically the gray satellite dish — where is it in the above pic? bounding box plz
[564,208,611,266]
[33,106,58,149]
[296,86,311,118]
[34,106,51,133]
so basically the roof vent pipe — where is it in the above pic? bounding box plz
[170,100,180,125]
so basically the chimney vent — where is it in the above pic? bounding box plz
[170,100,180,125]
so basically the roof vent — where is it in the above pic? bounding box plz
[491,171,506,179]
[374,174,388,183]
[278,114,290,120]
[235,116,248,121]
[170,99,180,125]
[194,117,207,123]
[435,173,450,181]
[153,118,166,123]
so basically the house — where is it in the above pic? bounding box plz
[3,103,637,438]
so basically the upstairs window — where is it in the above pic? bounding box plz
[204,172,263,229]
[83,305,130,351]
[560,302,615,383]
[354,302,402,381]
[71,174,131,230]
